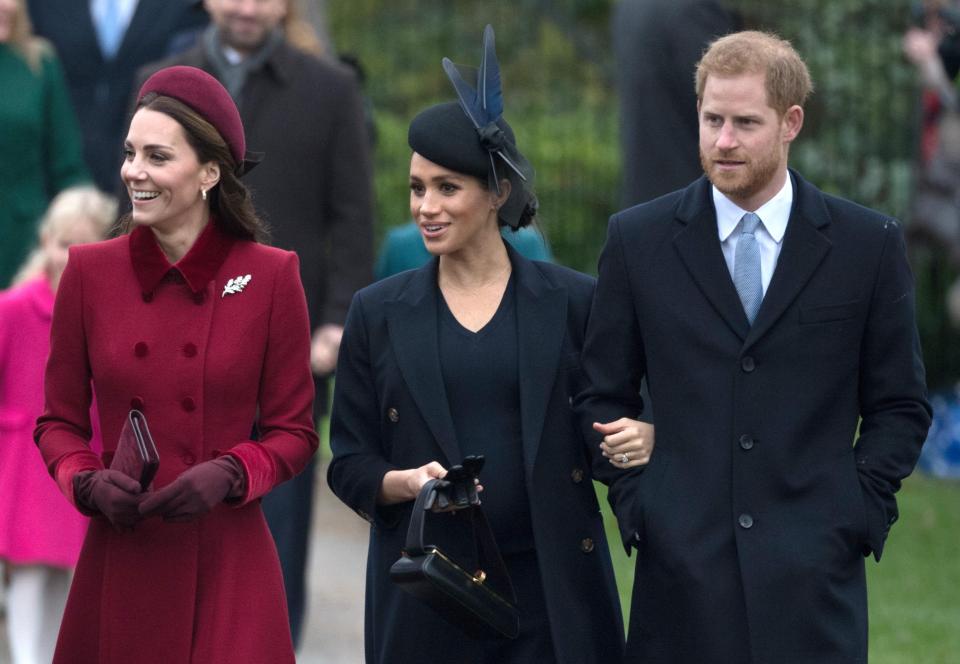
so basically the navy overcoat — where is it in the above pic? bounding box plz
[328,245,624,663]
[577,171,931,663]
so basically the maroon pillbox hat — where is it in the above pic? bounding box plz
[137,66,246,167]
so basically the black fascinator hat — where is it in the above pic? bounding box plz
[408,25,536,229]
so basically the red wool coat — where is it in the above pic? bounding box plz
[35,220,318,663]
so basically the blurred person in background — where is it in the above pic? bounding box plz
[136,0,375,646]
[0,186,114,664]
[613,0,739,208]
[374,220,553,281]
[328,26,653,664]
[34,66,318,663]
[902,0,960,479]
[26,0,209,193]
[0,0,90,286]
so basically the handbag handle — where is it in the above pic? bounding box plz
[404,479,517,602]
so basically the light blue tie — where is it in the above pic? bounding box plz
[96,0,124,60]
[734,212,763,324]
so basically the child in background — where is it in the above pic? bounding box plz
[0,186,115,664]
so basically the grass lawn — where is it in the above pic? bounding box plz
[597,474,960,662]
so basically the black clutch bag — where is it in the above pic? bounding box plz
[389,477,519,640]
[110,409,159,490]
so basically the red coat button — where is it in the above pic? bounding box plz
[141,292,153,303]
[182,452,196,465]
[134,342,148,358]
[183,343,198,358]
[181,397,196,412]
[130,396,145,410]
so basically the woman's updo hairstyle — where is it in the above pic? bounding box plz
[407,26,537,230]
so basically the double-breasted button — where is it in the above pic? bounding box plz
[130,396,145,411]
[739,434,754,450]
[571,468,584,483]
[580,538,595,553]
[141,292,154,303]
[738,513,754,529]
[181,397,196,412]
[741,356,756,372]
[193,292,205,305]
[183,343,198,358]
[387,407,399,423]
[182,452,196,465]
[134,342,148,358]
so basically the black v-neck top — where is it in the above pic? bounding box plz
[437,274,534,553]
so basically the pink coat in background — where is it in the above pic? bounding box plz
[0,276,99,568]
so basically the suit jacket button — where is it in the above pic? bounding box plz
[741,356,756,372]
[130,396,145,411]
[387,407,399,423]
[571,468,584,483]
[183,342,198,358]
[738,513,754,529]
[580,538,595,553]
[134,342,148,358]
[739,434,754,450]
[141,291,153,303]
[181,397,196,412]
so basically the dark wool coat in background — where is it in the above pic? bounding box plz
[577,171,931,664]
[35,221,318,664]
[327,246,625,664]
[26,0,208,193]
[138,39,374,331]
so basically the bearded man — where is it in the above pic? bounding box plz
[577,31,931,663]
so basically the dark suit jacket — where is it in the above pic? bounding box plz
[27,0,208,192]
[327,245,624,664]
[138,38,374,332]
[613,0,737,207]
[577,171,931,663]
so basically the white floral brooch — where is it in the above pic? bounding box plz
[222,274,252,298]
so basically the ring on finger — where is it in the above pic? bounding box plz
[618,453,629,463]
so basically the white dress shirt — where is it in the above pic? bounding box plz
[714,174,794,296]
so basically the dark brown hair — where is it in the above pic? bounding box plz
[119,93,269,243]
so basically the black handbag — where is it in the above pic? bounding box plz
[389,478,520,639]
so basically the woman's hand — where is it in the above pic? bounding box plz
[74,469,144,530]
[377,462,447,505]
[594,418,655,469]
[138,458,241,522]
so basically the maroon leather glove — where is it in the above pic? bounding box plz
[138,457,245,523]
[74,469,144,530]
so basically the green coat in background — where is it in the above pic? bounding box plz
[0,42,89,286]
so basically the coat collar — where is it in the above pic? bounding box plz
[672,169,832,347]
[385,243,567,475]
[129,217,236,296]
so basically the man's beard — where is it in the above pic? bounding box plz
[699,146,782,204]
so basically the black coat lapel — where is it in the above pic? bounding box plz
[510,247,567,483]
[385,260,461,465]
[745,171,831,348]
[673,177,751,341]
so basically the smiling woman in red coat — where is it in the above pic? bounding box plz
[34,66,318,664]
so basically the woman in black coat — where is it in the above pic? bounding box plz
[327,27,653,663]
